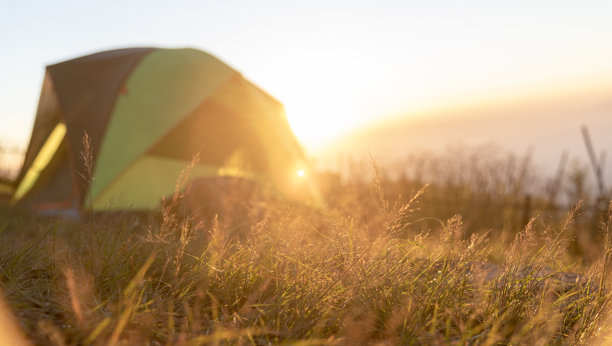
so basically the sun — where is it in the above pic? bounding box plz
[264,56,388,153]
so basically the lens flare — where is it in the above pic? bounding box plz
[297,170,305,177]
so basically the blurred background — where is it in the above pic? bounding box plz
[1,1,612,205]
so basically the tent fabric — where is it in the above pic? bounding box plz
[147,95,269,169]
[47,48,154,175]
[16,74,64,184]
[12,123,68,202]
[17,139,77,211]
[89,48,235,201]
[91,155,221,210]
[13,47,309,213]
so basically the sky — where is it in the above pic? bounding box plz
[1,1,612,154]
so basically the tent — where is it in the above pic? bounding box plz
[12,47,313,215]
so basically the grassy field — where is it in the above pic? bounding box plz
[1,154,612,345]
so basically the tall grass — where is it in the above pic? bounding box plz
[1,165,612,344]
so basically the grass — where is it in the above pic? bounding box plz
[1,153,612,344]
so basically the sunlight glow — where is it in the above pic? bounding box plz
[236,2,612,154]
[2,1,612,159]
[297,169,305,177]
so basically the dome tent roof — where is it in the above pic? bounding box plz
[13,47,309,214]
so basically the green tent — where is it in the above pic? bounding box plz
[13,47,313,215]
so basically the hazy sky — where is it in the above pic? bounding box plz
[1,1,612,152]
